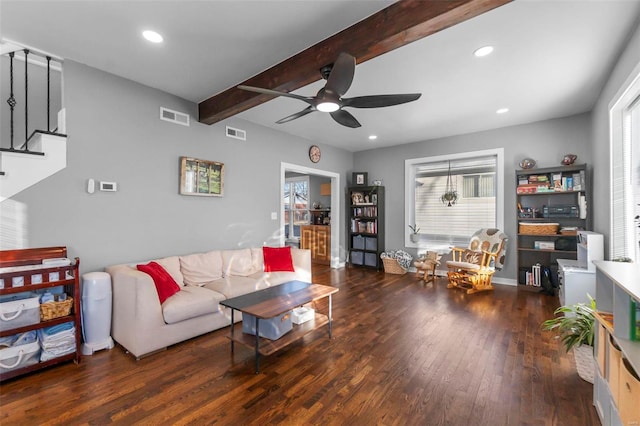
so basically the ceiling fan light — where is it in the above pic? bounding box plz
[474,45,494,57]
[317,101,340,112]
[142,30,163,43]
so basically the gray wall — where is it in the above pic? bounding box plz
[591,22,640,256]
[309,175,331,209]
[6,60,353,273]
[353,113,592,281]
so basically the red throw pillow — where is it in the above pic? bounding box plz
[137,261,180,304]
[263,246,295,272]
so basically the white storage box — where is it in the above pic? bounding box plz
[242,311,292,340]
[0,293,40,331]
[292,307,315,325]
[0,341,40,374]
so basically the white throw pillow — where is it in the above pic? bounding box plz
[154,256,184,287]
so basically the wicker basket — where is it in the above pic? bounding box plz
[382,258,407,274]
[40,297,73,321]
[519,222,559,235]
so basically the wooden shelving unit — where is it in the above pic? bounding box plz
[515,164,590,286]
[347,185,385,270]
[0,247,81,381]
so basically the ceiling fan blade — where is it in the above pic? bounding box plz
[276,106,315,124]
[330,109,361,128]
[342,93,422,108]
[325,52,356,97]
[237,85,314,104]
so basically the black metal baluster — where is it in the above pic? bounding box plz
[46,56,51,132]
[6,52,16,150]
[24,49,29,151]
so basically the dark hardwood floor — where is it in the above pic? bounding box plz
[0,265,599,425]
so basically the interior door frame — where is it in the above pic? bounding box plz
[281,162,340,268]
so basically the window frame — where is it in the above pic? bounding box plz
[405,148,504,250]
[609,66,640,261]
[284,176,310,241]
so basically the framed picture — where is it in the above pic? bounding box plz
[353,172,367,186]
[351,192,364,205]
[180,157,224,197]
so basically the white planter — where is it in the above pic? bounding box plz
[410,234,419,243]
[573,345,594,384]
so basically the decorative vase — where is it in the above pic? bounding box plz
[410,234,419,243]
[519,158,536,169]
[562,154,577,165]
[573,345,594,384]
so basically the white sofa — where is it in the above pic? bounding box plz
[105,247,311,358]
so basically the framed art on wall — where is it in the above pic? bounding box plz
[353,172,367,186]
[180,157,225,196]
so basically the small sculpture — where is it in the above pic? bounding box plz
[562,154,577,165]
[519,158,536,169]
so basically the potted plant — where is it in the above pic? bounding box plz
[440,190,458,206]
[408,224,420,243]
[541,295,596,383]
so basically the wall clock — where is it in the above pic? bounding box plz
[309,145,321,163]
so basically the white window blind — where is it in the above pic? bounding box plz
[610,69,640,261]
[406,149,504,249]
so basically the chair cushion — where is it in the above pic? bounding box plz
[446,261,481,271]
[462,249,483,265]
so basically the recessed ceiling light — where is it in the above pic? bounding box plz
[368,135,378,140]
[142,30,163,43]
[474,46,494,57]
[496,108,509,114]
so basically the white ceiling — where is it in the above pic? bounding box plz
[1,1,639,152]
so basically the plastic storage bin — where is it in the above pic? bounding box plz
[242,311,292,340]
[292,307,314,324]
[0,293,40,331]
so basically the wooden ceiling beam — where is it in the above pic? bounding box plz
[198,0,512,125]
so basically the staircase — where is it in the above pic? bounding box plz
[0,132,67,202]
[1,42,66,203]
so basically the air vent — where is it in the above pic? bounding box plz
[226,126,246,141]
[160,107,190,126]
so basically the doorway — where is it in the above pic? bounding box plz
[280,162,341,268]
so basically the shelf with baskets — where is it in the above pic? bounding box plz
[347,185,385,270]
[0,246,81,381]
[515,164,590,287]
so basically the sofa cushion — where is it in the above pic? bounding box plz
[161,286,225,324]
[154,256,184,287]
[264,271,299,286]
[180,251,223,286]
[251,248,265,273]
[137,261,181,304]
[203,276,271,299]
[221,249,256,277]
[263,246,295,272]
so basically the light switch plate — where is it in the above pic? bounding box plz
[271,212,277,220]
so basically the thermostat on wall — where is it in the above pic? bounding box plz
[99,181,117,192]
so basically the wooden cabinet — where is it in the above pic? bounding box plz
[347,186,384,270]
[300,225,331,265]
[515,164,590,286]
[592,261,640,426]
[0,246,81,381]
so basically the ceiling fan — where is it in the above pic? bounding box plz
[238,52,421,128]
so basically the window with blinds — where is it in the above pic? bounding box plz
[406,149,504,248]
[610,70,640,261]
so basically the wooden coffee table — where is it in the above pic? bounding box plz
[220,280,338,373]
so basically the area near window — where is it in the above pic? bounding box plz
[610,67,640,262]
[284,176,309,245]
[405,148,504,249]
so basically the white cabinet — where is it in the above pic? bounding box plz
[593,261,640,426]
